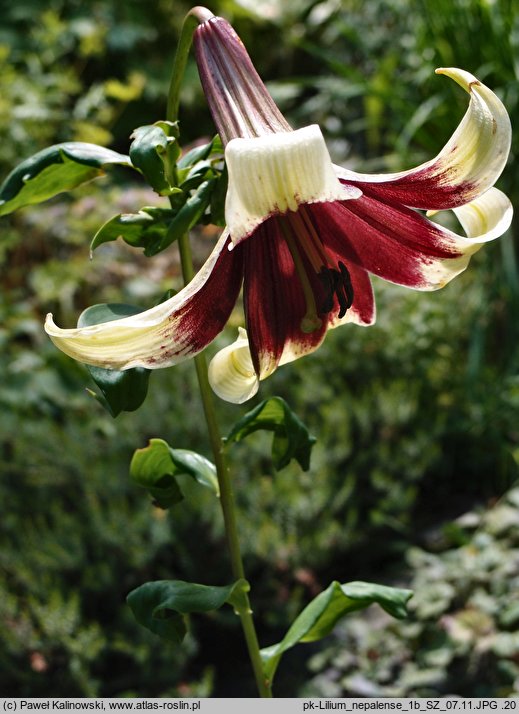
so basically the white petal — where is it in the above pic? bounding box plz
[208,327,259,403]
[225,124,361,244]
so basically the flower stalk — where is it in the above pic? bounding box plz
[167,10,272,698]
[166,6,215,124]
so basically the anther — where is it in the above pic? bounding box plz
[318,262,354,318]
[339,262,354,308]
[318,268,335,314]
[335,274,349,318]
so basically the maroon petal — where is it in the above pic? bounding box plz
[242,218,328,378]
[312,189,474,290]
[346,172,477,211]
[162,234,245,362]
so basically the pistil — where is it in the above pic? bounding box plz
[279,219,323,334]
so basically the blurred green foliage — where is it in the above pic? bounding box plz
[303,488,519,697]
[1,0,518,698]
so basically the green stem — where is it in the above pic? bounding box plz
[177,234,272,698]
[167,10,272,697]
[166,6,214,124]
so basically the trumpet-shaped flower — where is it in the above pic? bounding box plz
[45,16,512,402]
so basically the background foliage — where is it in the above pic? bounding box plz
[1,0,518,697]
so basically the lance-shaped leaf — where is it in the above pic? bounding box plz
[177,135,222,170]
[260,581,413,684]
[208,163,228,226]
[176,136,224,193]
[78,304,151,417]
[0,143,133,216]
[90,206,175,255]
[150,179,215,256]
[129,123,180,196]
[127,578,249,643]
[225,396,316,471]
[130,437,219,508]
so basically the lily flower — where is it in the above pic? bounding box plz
[45,15,512,403]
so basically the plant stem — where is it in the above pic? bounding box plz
[167,9,272,697]
[177,234,272,698]
[166,7,214,126]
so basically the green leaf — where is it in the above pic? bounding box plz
[177,136,219,169]
[130,438,184,508]
[129,124,179,196]
[179,161,215,192]
[260,581,413,683]
[169,448,219,495]
[208,164,228,226]
[85,365,150,418]
[127,579,249,643]
[78,304,151,417]
[90,206,175,254]
[225,396,317,471]
[150,179,215,256]
[176,135,223,192]
[0,143,132,216]
[130,438,219,508]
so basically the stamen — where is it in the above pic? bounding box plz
[279,218,323,334]
[299,206,330,265]
[286,210,325,272]
[334,272,349,318]
[281,209,355,328]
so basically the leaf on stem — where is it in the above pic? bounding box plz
[260,581,413,683]
[130,437,219,508]
[224,396,316,471]
[152,179,215,255]
[127,578,249,642]
[177,135,222,169]
[93,132,223,257]
[90,206,175,256]
[0,143,133,216]
[78,304,151,417]
[208,163,228,226]
[129,123,180,196]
